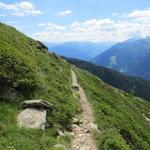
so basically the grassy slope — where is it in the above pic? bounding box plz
[1,23,150,150]
[0,23,78,149]
[65,57,150,101]
[75,69,150,150]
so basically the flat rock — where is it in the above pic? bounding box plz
[72,118,83,126]
[58,130,65,136]
[54,144,67,150]
[89,123,98,131]
[17,108,47,130]
[21,100,53,109]
[71,85,79,91]
[79,145,91,150]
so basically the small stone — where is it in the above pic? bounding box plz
[89,123,98,131]
[72,117,78,123]
[65,131,75,136]
[71,85,79,91]
[85,129,90,133]
[54,144,67,150]
[72,118,83,126]
[79,145,91,150]
[58,130,65,136]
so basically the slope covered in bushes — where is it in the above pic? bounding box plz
[0,23,78,149]
[75,68,150,150]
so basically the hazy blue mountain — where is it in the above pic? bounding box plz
[47,41,114,61]
[44,42,59,48]
[92,37,150,80]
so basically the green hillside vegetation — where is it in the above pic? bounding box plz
[75,68,150,150]
[0,23,78,149]
[65,58,150,101]
[0,23,150,150]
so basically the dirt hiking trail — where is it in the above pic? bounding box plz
[70,70,97,150]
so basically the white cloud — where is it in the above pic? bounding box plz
[71,21,81,28]
[46,23,66,30]
[32,8,150,42]
[128,8,150,24]
[59,10,72,16]
[0,1,42,16]
[38,23,66,30]
[128,8,150,19]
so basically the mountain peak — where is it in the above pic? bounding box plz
[92,37,150,80]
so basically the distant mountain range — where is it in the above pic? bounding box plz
[47,41,114,61]
[92,37,150,80]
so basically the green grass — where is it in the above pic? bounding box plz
[0,23,78,149]
[0,101,72,150]
[75,69,150,150]
[1,23,150,150]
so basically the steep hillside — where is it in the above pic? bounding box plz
[0,23,150,150]
[0,23,78,149]
[75,68,150,150]
[92,37,150,80]
[65,57,150,101]
[48,41,114,61]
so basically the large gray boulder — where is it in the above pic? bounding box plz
[17,108,46,130]
[21,100,53,110]
[17,100,53,130]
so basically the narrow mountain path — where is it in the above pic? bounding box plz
[70,70,97,150]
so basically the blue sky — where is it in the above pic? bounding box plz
[0,0,150,42]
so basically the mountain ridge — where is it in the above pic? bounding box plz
[47,41,114,61]
[92,37,150,80]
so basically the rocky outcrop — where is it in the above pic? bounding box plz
[36,40,48,53]
[17,100,53,130]
[21,100,53,110]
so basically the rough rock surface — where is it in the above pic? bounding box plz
[21,100,53,109]
[17,100,53,130]
[17,108,47,130]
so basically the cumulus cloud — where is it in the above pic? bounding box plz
[0,1,42,16]
[32,8,150,42]
[128,8,150,23]
[59,10,72,16]
[128,8,150,19]
[71,21,81,28]
[38,23,66,30]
